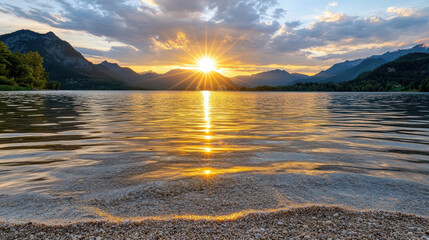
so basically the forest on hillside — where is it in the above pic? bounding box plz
[0,41,60,90]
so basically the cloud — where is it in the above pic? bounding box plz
[0,1,428,72]
[329,2,338,7]
[154,0,206,15]
[272,8,286,19]
[284,21,301,29]
[387,7,416,17]
[316,11,348,22]
[270,7,429,55]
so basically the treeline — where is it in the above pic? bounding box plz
[241,53,429,92]
[0,41,59,90]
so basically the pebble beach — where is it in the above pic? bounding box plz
[1,206,428,239]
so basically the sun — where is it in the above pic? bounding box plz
[197,57,217,72]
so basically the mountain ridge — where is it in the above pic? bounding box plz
[233,69,309,87]
[298,44,429,84]
[237,44,429,87]
[2,29,428,90]
[0,30,234,90]
[0,30,127,89]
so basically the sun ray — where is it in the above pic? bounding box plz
[209,72,214,90]
[185,71,204,90]
[169,71,201,90]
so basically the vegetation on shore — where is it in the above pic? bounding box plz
[0,41,60,90]
[240,53,429,92]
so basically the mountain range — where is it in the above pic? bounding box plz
[234,44,429,87]
[300,44,429,84]
[0,29,428,90]
[233,70,309,87]
[0,30,235,90]
[0,30,127,90]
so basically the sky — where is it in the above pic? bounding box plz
[0,0,428,76]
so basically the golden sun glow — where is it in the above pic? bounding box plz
[156,31,240,90]
[197,57,217,72]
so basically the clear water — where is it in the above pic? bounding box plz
[0,91,428,220]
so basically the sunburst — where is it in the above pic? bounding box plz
[197,57,217,72]
[156,28,242,90]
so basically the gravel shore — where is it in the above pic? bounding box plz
[1,206,428,239]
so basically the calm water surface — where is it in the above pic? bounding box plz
[0,91,428,199]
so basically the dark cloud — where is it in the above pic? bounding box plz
[271,8,429,53]
[154,0,206,15]
[284,21,301,29]
[272,8,286,19]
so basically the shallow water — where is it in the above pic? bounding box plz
[0,91,428,221]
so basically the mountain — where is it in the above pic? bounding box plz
[234,44,429,88]
[296,44,429,84]
[139,69,236,90]
[311,59,364,80]
[96,61,235,90]
[0,29,235,90]
[319,57,388,83]
[97,61,145,88]
[233,69,309,87]
[260,53,429,92]
[373,44,429,62]
[342,52,429,91]
[0,30,126,89]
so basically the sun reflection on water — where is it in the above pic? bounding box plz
[202,91,212,154]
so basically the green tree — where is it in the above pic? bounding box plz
[0,41,59,90]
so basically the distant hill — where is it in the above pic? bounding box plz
[234,44,429,87]
[341,52,429,91]
[0,29,235,90]
[0,30,126,90]
[295,44,429,84]
[97,61,145,89]
[319,57,388,83]
[138,69,236,90]
[97,62,235,90]
[246,53,429,92]
[311,59,364,81]
[233,69,309,87]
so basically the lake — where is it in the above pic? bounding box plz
[0,91,428,222]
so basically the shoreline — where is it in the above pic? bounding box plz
[1,206,428,239]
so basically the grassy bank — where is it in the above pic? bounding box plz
[0,85,31,91]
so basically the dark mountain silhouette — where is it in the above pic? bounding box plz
[295,44,429,84]
[251,53,429,92]
[0,30,126,89]
[234,44,429,87]
[0,30,235,90]
[318,57,388,83]
[233,69,309,87]
[139,69,236,90]
[98,61,236,90]
[343,52,429,91]
[310,59,364,81]
[97,61,144,88]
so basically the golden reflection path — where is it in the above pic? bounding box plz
[129,161,337,181]
[202,91,211,154]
